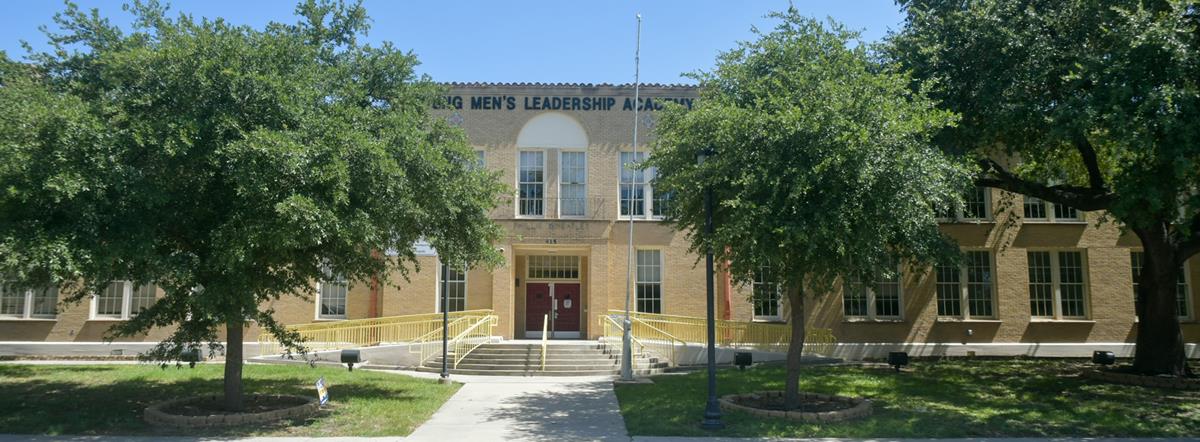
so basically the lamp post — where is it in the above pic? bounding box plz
[699,147,724,430]
[439,261,450,384]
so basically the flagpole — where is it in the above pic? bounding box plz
[620,13,642,382]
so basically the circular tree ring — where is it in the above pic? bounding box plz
[144,394,319,428]
[1083,368,1200,391]
[719,391,872,423]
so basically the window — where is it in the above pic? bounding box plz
[1131,252,1191,319]
[752,267,782,321]
[636,249,663,313]
[936,251,996,319]
[318,275,348,320]
[527,255,581,280]
[1027,251,1088,319]
[1024,196,1082,222]
[0,285,58,319]
[620,152,661,219]
[92,282,156,320]
[843,260,902,320]
[474,150,486,169]
[518,151,544,216]
[559,151,587,217]
[938,187,990,221]
[438,262,467,313]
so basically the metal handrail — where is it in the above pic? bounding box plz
[409,315,475,363]
[602,309,838,358]
[540,314,549,371]
[451,315,498,368]
[257,309,494,356]
[597,314,650,365]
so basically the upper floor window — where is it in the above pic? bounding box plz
[559,151,587,217]
[318,274,348,320]
[1028,250,1088,319]
[636,249,663,313]
[1023,196,1082,222]
[0,284,58,320]
[518,151,545,217]
[752,267,783,321]
[438,262,467,313]
[1130,251,1191,319]
[93,281,156,320]
[935,251,996,319]
[938,186,990,222]
[843,259,902,320]
[620,152,662,219]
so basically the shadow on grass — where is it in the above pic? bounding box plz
[616,360,1200,438]
[0,366,435,437]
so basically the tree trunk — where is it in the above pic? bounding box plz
[1132,228,1190,376]
[224,318,245,411]
[784,284,806,410]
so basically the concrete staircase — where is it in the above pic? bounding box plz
[416,341,667,376]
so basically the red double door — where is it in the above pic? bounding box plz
[525,282,581,337]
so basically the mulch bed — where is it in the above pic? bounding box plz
[163,395,310,416]
[729,395,853,413]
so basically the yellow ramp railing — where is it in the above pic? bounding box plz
[604,310,836,358]
[257,309,495,356]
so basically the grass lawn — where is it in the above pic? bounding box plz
[0,363,459,437]
[615,360,1200,438]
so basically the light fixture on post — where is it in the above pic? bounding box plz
[699,146,724,430]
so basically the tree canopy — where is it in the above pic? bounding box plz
[0,0,505,408]
[889,0,1200,375]
[647,9,972,407]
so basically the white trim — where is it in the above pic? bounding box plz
[315,278,348,321]
[842,264,904,321]
[618,151,664,221]
[1022,196,1086,223]
[436,260,468,313]
[938,186,993,223]
[516,149,547,218]
[0,285,58,321]
[936,249,997,320]
[1027,249,1090,320]
[751,267,783,322]
[634,248,664,314]
[1131,249,1193,320]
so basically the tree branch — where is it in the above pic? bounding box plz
[976,158,1115,211]
[1073,135,1106,191]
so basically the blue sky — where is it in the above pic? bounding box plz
[0,1,905,85]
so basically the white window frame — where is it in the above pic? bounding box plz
[619,151,662,220]
[635,249,664,314]
[938,186,992,222]
[517,150,546,218]
[557,150,587,218]
[436,261,468,313]
[316,276,348,320]
[752,267,783,322]
[0,285,58,320]
[1027,250,1090,320]
[526,255,582,281]
[1023,196,1084,223]
[935,250,997,320]
[1130,250,1192,320]
[842,264,904,321]
[90,281,156,320]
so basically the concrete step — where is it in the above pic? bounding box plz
[413,366,666,377]
[466,348,604,355]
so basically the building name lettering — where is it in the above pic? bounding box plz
[435,95,694,112]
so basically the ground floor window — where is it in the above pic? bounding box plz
[752,267,782,321]
[936,251,996,319]
[1028,250,1088,319]
[439,262,467,313]
[843,259,902,320]
[635,249,662,314]
[318,275,348,320]
[0,284,58,319]
[93,282,156,320]
[1130,251,1191,319]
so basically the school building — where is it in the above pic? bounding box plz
[1,83,1198,358]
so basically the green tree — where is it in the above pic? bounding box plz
[647,10,970,408]
[0,1,504,410]
[889,0,1199,376]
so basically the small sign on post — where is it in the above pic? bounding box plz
[315,376,330,406]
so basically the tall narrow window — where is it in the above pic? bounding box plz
[620,152,647,218]
[1024,196,1082,222]
[936,251,996,319]
[518,151,544,216]
[1131,252,1191,319]
[1027,250,1089,319]
[92,282,156,320]
[0,285,58,319]
[636,249,663,313]
[843,259,902,320]
[559,151,587,217]
[752,267,782,321]
[318,275,348,320]
[439,262,467,313]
